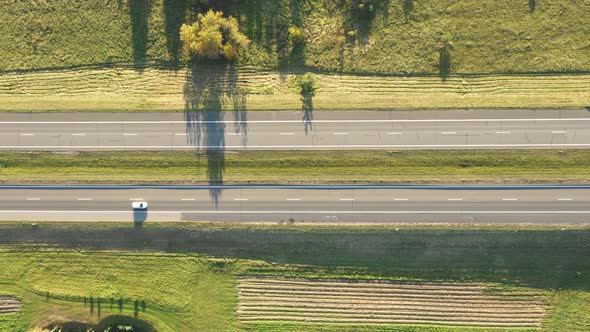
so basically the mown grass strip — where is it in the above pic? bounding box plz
[0,67,588,111]
[2,150,590,184]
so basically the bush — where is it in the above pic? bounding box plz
[179,9,250,61]
[296,72,319,94]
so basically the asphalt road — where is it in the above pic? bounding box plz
[1,185,589,223]
[2,109,590,150]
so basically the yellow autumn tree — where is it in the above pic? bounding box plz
[180,10,250,61]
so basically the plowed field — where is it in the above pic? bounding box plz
[237,277,546,328]
[0,296,21,314]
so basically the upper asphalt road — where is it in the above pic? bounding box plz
[2,185,590,223]
[2,109,590,150]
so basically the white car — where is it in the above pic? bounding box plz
[132,201,148,209]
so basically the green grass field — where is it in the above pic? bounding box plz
[0,223,589,331]
[0,1,588,111]
[3,150,590,184]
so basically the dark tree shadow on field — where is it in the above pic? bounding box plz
[346,0,391,46]
[163,0,190,63]
[184,63,247,205]
[439,47,451,81]
[403,0,413,21]
[44,315,155,332]
[302,92,314,134]
[128,0,151,71]
[528,0,536,13]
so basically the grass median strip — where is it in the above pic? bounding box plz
[2,150,590,184]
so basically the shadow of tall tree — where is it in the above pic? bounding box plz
[439,47,451,80]
[403,0,413,21]
[184,63,247,205]
[302,92,314,134]
[438,32,453,81]
[163,0,191,62]
[528,0,536,13]
[128,0,152,70]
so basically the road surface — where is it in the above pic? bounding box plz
[2,109,590,150]
[1,185,589,223]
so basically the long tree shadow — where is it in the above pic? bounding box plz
[163,0,190,63]
[301,92,314,134]
[439,47,452,81]
[403,0,414,21]
[184,63,247,205]
[528,0,536,13]
[128,0,152,71]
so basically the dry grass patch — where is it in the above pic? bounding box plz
[237,277,546,328]
[0,296,21,314]
[0,67,587,111]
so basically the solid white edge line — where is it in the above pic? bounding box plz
[2,118,590,124]
[233,198,249,201]
[502,198,519,201]
[339,198,355,201]
[447,198,463,201]
[393,198,409,201]
[286,198,302,201]
[25,198,40,201]
[557,198,573,201]
[0,210,589,214]
[181,198,196,201]
[76,198,93,201]
[6,143,590,149]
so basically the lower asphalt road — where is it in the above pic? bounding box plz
[1,185,590,223]
[2,109,590,150]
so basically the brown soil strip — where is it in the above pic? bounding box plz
[0,296,21,314]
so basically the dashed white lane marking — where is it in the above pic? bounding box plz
[552,131,567,134]
[387,132,403,135]
[557,198,573,201]
[181,198,196,201]
[339,198,355,201]
[227,133,241,136]
[495,131,511,134]
[233,198,249,201]
[129,198,144,201]
[76,198,93,201]
[447,198,463,201]
[286,198,302,201]
[174,133,188,136]
[26,198,41,201]
[333,132,349,135]
[20,133,35,136]
[279,133,295,136]
[502,198,519,201]
[393,198,409,201]
[123,133,137,136]
[71,133,86,136]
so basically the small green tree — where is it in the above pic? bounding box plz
[179,9,250,61]
[297,72,319,94]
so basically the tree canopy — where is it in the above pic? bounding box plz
[179,10,250,61]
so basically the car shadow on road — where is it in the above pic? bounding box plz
[133,209,148,227]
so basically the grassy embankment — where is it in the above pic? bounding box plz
[0,1,588,111]
[0,223,589,331]
[2,150,590,184]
